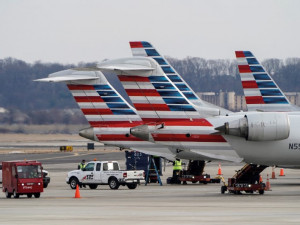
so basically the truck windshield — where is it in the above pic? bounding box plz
[17,165,42,179]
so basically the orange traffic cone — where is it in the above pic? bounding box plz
[259,175,263,183]
[271,167,276,179]
[217,164,222,175]
[265,174,271,191]
[279,168,285,176]
[74,184,81,198]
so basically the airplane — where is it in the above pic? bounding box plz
[35,65,240,163]
[131,45,300,168]
[213,50,300,167]
[96,43,300,168]
[37,42,300,182]
[97,46,238,161]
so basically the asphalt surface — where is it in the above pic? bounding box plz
[0,151,125,165]
[1,151,300,224]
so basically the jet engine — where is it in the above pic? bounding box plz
[217,112,290,141]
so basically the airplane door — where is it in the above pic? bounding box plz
[81,162,95,183]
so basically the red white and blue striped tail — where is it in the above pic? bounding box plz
[129,42,202,104]
[129,41,229,115]
[236,51,294,112]
[37,69,143,128]
[98,57,220,123]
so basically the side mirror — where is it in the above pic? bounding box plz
[82,168,86,171]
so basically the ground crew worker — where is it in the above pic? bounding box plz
[172,158,182,179]
[78,160,86,170]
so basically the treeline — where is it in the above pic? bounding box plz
[168,57,300,94]
[0,56,300,125]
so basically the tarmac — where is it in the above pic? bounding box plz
[1,150,300,225]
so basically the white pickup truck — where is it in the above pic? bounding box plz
[66,161,144,190]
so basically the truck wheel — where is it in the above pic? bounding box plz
[259,189,264,195]
[69,177,79,189]
[109,177,120,190]
[43,183,48,188]
[127,183,137,189]
[5,189,11,198]
[27,194,33,198]
[89,184,98,189]
[13,190,19,198]
[34,193,40,198]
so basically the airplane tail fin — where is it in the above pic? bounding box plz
[36,69,142,128]
[130,42,203,103]
[129,41,231,115]
[97,57,219,123]
[235,51,292,111]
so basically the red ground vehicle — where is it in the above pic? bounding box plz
[2,161,44,198]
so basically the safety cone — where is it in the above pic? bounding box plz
[217,164,222,175]
[271,167,276,179]
[259,175,263,183]
[279,168,285,176]
[265,174,271,191]
[74,184,81,198]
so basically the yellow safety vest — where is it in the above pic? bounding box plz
[79,163,86,170]
[173,160,182,170]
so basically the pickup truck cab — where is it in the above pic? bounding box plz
[66,161,144,190]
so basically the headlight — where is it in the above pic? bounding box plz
[248,184,251,188]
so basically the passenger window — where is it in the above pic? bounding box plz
[103,163,108,171]
[85,163,95,171]
[96,163,101,171]
[113,163,119,170]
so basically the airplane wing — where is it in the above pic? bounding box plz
[131,148,176,161]
[235,51,297,112]
[190,150,243,163]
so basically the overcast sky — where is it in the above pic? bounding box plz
[0,0,299,63]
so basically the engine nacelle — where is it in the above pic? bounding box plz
[223,112,290,141]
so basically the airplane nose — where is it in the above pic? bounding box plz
[79,127,95,141]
